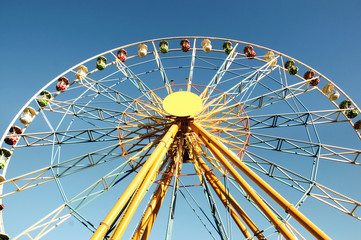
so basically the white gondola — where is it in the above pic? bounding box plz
[264,51,277,66]
[322,84,340,101]
[19,106,37,125]
[76,65,88,81]
[138,44,148,57]
[201,39,212,52]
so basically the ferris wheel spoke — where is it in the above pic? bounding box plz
[52,89,163,127]
[47,97,130,126]
[196,138,296,239]
[248,108,349,129]
[194,134,285,224]
[69,74,139,110]
[196,105,247,128]
[16,127,119,147]
[52,144,158,234]
[114,59,154,101]
[65,135,164,216]
[192,120,248,156]
[45,101,130,125]
[77,64,154,109]
[131,160,176,240]
[190,143,266,240]
[22,116,164,149]
[307,183,361,221]
[151,41,172,95]
[78,63,166,116]
[200,43,239,98]
[70,68,127,97]
[177,181,219,240]
[191,121,332,239]
[222,57,280,105]
[118,133,165,169]
[39,83,122,128]
[187,39,197,91]
[248,132,361,165]
[12,204,72,240]
[200,60,277,116]
[0,143,122,199]
[243,151,361,221]
[13,158,139,239]
[241,80,315,113]
[45,79,156,129]
[225,174,286,222]
[0,166,55,199]
[198,95,246,123]
[131,96,167,119]
[55,143,122,178]
[244,150,313,192]
[192,163,229,240]
[66,158,136,210]
[91,124,179,239]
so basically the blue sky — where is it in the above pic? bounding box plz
[1,1,361,239]
[1,0,361,120]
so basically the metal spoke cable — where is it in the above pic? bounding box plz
[223,175,232,240]
[178,178,220,232]
[177,187,217,240]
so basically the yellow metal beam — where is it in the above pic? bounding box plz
[110,156,168,239]
[132,141,182,240]
[90,123,180,240]
[193,158,254,239]
[191,125,296,239]
[130,161,175,240]
[195,156,266,240]
[191,121,331,240]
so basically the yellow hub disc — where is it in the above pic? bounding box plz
[163,91,203,117]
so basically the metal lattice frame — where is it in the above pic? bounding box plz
[1,36,360,239]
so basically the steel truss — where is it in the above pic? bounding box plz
[1,37,360,240]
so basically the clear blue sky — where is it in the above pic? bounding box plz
[1,1,361,239]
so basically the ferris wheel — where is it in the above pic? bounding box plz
[0,36,361,240]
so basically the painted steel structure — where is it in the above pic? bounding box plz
[0,37,360,239]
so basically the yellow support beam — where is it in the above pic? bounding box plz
[110,155,169,239]
[191,121,331,240]
[194,131,295,239]
[188,135,266,239]
[195,156,266,240]
[193,158,254,239]
[90,123,180,240]
[131,162,175,240]
[132,162,174,240]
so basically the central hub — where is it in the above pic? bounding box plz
[163,91,203,117]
